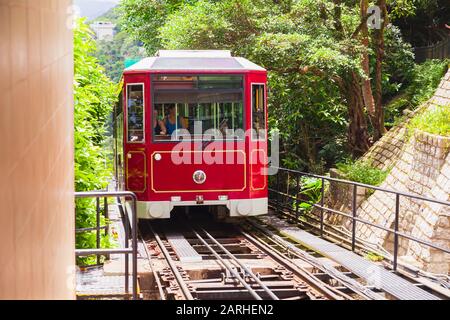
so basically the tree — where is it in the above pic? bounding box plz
[119,0,415,168]
[91,6,145,83]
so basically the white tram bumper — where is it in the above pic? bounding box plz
[136,198,268,219]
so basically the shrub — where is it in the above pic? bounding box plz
[74,18,118,265]
[336,160,389,186]
[291,176,324,214]
[385,60,449,126]
[409,105,450,136]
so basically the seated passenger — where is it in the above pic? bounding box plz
[165,104,187,135]
[153,110,167,135]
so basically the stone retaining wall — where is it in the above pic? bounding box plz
[324,68,450,273]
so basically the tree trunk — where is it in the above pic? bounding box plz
[343,72,371,156]
[360,0,376,124]
[372,0,387,141]
[299,121,317,171]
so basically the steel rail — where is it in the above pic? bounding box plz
[199,227,280,300]
[140,229,166,300]
[148,222,194,300]
[245,219,385,300]
[239,229,347,300]
[191,229,264,300]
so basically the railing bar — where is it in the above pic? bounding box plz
[271,167,450,206]
[75,226,107,233]
[75,248,133,256]
[75,191,138,300]
[283,201,450,254]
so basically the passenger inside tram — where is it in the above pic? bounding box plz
[164,104,187,135]
[153,110,167,136]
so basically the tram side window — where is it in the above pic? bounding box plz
[252,84,266,140]
[127,84,144,143]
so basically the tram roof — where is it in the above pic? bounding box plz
[124,50,266,73]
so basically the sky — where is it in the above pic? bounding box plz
[74,0,120,20]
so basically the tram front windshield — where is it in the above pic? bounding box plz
[152,75,244,141]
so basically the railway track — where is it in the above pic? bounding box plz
[139,213,379,300]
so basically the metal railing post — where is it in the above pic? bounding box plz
[320,177,325,237]
[268,166,450,264]
[75,191,138,300]
[393,194,400,271]
[104,196,109,236]
[124,204,129,295]
[276,173,281,215]
[96,197,101,265]
[351,184,357,252]
[295,174,300,222]
[131,195,138,300]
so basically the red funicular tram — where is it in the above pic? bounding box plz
[114,50,268,219]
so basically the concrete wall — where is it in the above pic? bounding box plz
[0,0,75,299]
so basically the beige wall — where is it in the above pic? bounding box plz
[0,0,74,299]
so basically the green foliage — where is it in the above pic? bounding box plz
[90,6,145,83]
[385,60,449,126]
[95,31,145,82]
[121,0,360,171]
[409,105,450,136]
[299,177,323,204]
[390,0,449,47]
[365,251,384,262]
[74,18,118,264]
[379,25,415,100]
[119,0,191,54]
[291,176,324,213]
[118,0,441,171]
[336,160,389,186]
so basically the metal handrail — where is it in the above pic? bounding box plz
[75,191,138,300]
[270,166,450,271]
[271,166,450,206]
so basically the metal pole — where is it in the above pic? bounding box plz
[276,173,281,215]
[104,197,109,236]
[295,174,300,222]
[351,184,357,252]
[96,197,101,265]
[320,177,325,237]
[124,203,129,295]
[393,194,400,271]
[131,195,138,300]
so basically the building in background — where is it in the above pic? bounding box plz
[0,0,75,299]
[90,21,115,41]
